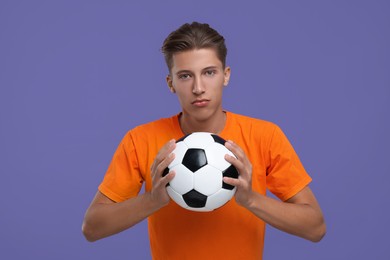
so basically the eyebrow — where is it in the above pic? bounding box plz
[202,66,219,71]
[175,70,192,75]
[175,66,219,75]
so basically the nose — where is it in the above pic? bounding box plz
[192,77,205,95]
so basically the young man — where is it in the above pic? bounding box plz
[82,22,326,259]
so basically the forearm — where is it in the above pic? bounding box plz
[82,192,162,242]
[244,191,326,242]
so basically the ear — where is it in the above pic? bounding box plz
[223,66,231,86]
[166,75,176,93]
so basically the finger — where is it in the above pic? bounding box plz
[156,152,175,178]
[225,140,245,160]
[224,153,244,172]
[225,152,252,181]
[161,170,176,187]
[225,141,252,171]
[223,176,241,188]
[155,139,176,163]
[151,139,176,175]
[153,157,175,185]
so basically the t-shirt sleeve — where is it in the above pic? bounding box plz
[98,131,143,202]
[266,125,312,201]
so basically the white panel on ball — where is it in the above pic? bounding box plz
[205,188,236,210]
[205,143,236,171]
[193,165,222,196]
[183,132,214,149]
[169,164,194,195]
[166,186,189,209]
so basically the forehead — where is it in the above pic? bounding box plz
[171,48,223,73]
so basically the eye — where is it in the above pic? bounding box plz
[205,70,216,76]
[178,74,191,80]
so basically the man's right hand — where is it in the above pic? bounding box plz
[82,139,177,242]
[149,139,176,207]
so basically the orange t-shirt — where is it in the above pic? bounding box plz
[98,111,312,260]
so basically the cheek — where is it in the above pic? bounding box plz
[174,89,191,103]
[210,78,225,92]
[213,76,225,86]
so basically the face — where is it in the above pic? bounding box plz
[166,48,231,123]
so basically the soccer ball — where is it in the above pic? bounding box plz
[164,132,239,212]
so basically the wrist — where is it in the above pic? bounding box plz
[144,192,166,212]
[239,191,260,210]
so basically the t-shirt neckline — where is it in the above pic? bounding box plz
[173,110,231,138]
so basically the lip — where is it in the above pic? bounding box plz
[192,99,210,107]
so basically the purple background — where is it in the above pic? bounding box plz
[1,1,389,259]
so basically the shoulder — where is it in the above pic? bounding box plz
[224,111,283,152]
[133,115,178,132]
[122,114,180,145]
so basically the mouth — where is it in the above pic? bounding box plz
[192,99,210,107]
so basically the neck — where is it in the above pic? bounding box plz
[179,110,226,135]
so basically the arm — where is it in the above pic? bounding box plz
[223,140,326,242]
[82,140,176,242]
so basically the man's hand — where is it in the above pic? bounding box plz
[82,139,177,242]
[223,140,254,208]
[222,140,326,242]
[150,139,176,207]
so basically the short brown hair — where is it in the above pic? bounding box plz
[161,22,227,72]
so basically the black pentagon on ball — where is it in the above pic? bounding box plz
[182,148,207,172]
[222,165,239,190]
[162,167,170,187]
[211,134,226,145]
[162,167,169,177]
[183,189,208,208]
